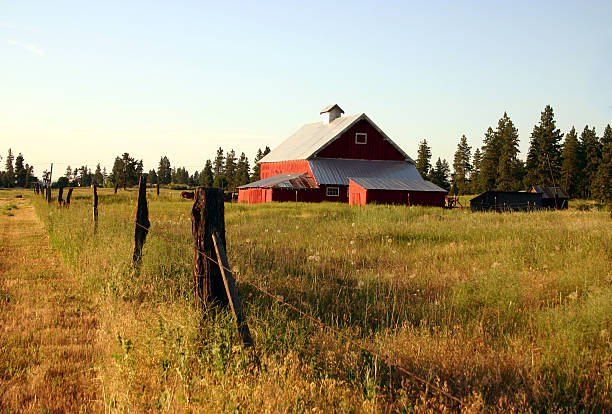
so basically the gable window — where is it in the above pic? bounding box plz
[355,133,367,144]
[326,186,339,197]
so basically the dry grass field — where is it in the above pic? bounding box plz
[1,187,611,412]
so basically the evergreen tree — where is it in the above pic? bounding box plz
[250,148,264,182]
[14,153,26,187]
[157,156,172,184]
[4,149,15,187]
[478,127,499,191]
[593,124,612,201]
[147,169,158,185]
[173,167,189,184]
[579,126,601,198]
[470,148,482,193]
[93,164,104,186]
[451,135,472,194]
[525,105,563,187]
[190,171,199,187]
[65,166,73,185]
[200,160,214,187]
[111,153,142,188]
[560,127,581,197]
[234,152,250,189]
[495,112,521,191]
[430,158,451,190]
[415,140,432,179]
[213,148,225,178]
[224,149,237,188]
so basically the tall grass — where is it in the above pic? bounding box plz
[32,188,612,412]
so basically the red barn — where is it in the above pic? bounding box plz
[238,104,447,205]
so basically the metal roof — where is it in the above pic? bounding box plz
[320,104,344,114]
[309,159,422,186]
[531,186,570,199]
[238,173,318,189]
[259,113,414,164]
[349,177,448,192]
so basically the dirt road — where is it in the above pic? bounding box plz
[0,197,100,412]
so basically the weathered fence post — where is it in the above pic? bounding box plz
[58,187,64,207]
[114,181,119,194]
[66,188,73,207]
[93,184,98,232]
[46,163,53,204]
[132,175,150,264]
[156,175,160,196]
[212,232,253,347]
[191,187,228,308]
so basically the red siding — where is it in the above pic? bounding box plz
[260,160,312,180]
[315,119,406,161]
[348,180,445,207]
[349,180,367,205]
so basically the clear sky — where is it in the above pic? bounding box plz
[1,0,611,178]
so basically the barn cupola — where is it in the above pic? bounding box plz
[320,104,344,125]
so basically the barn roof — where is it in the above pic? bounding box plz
[349,177,448,192]
[238,173,317,189]
[320,104,344,114]
[309,159,422,186]
[259,113,414,164]
[531,186,570,199]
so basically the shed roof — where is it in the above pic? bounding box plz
[349,177,448,192]
[259,113,414,164]
[320,104,344,114]
[309,158,422,186]
[531,186,570,199]
[238,173,318,189]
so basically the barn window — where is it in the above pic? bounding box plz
[326,187,339,197]
[355,133,367,144]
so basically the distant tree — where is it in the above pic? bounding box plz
[14,153,27,187]
[173,167,189,184]
[157,156,172,185]
[430,158,451,190]
[64,166,73,185]
[415,140,432,179]
[525,105,563,187]
[77,166,93,187]
[56,176,70,188]
[593,124,612,201]
[579,126,601,198]
[147,169,158,185]
[470,148,482,193]
[4,149,15,187]
[190,170,199,187]
[451,135,472,194]
[111,153,142,188]
[495,112,521,191]
[224,149,237,188]
[213,148,224,179]
[250,148,263,182]
[560,127,581,197]
[93,163,104,186]
[234,152,250,189]
[479,126,502,191]
[200,160,214,187]
[213,174,228,189]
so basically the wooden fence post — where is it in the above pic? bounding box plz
[66,188,73,207]
[46,163,53,204]
[212,232,253,347]
[93,184,98,232]
[132,175,150,264]
[191,187,228,308]
[157,175,160,196]
[58,187,64,207]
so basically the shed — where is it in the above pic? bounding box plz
[470,191,542,212]
[349,178,447,206]
[530,186,570,209]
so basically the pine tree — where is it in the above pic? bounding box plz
[14,153,26,187]
[157,156,172,184]
[415,140,432,179]
[213,148,224,178]
[430,158,451,190]
[93,164,104,185]
[234,152,250,189]
[593,124,612,201]
[200,160,214,187]
[4,149,15,187]
[224,149,237,188]
[579,126,601,198]
[560,127,581,197]
[525,105,563,187]
[451,135,472,194]
[478,127,499,191]
[495,112,521,191]
[250,148,264,182]
[470,148,482,193]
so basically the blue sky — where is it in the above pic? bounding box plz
[1,0,611,177]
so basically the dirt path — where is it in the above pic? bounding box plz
[0,197,100,412]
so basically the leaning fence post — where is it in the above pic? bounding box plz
[191,187,228,308]
[66,188,73,207]
[212,232,253,347]
[132,175,150,264]
[93,184,99,232]
[58,187,64,207]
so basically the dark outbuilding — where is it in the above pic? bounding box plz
[530,186,570,209]
[470,191,542,212]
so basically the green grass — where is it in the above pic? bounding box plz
[29,188,612,412]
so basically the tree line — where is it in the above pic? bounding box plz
[0,149,38,188]
[417,105,611,201]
